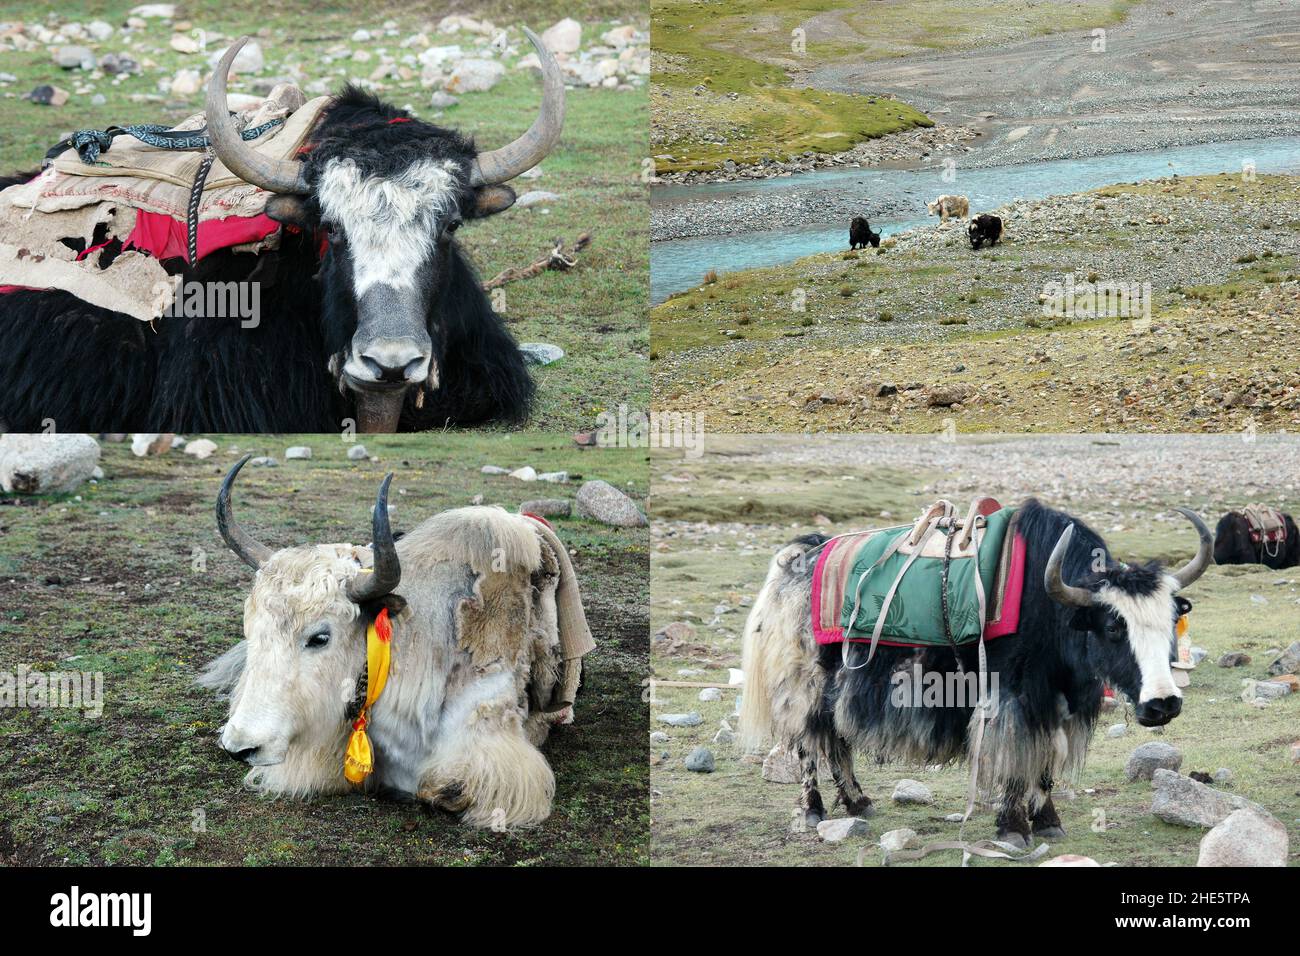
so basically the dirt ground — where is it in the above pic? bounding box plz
[649,434,1300,866]
[0,434,649,866]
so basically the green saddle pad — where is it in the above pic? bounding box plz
[841,507,1015,646]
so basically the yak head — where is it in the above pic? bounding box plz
[211,455,404,789]
[205,30,564,432]
[1044,509,1212,727]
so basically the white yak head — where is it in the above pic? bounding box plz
[212,455,405,790]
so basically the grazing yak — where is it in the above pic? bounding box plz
[0,30,565,433]
[198,455,592,828]
[968,213,1002,250]
[1214,507,1299,569]
[849,216,881,250]
[739,498,1211,846]
[926,194,969,223]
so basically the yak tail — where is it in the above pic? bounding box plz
[738,537,824,754]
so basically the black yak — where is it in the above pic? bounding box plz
[0,30,565,433]
[1214,508,1300,569]
[849,216,880,250]
[739,499,1211,846]
[968,213,1002,250]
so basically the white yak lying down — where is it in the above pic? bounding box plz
[199,455,594,828]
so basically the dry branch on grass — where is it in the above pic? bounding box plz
[482,232,592,290]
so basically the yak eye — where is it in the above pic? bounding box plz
[445,218,462,235]
[305,628,331,649]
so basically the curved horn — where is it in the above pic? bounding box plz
[217,454,274,570]
[1044,523,1096,608]
[469,27,566,186]
[1169,507,1213,590]
[205,37,309,194]
[346,473,401,604]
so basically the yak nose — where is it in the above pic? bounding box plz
[224,744,261,763]
[358,340,429,384]
[1136,695,1182,726]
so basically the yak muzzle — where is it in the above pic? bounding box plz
[1135,695,1182,727]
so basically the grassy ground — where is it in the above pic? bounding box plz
[650,0,1132,173]
[0,434,649,865]
[0,1,648,431]
[648,436,1300,866]
[651,174,1300,432]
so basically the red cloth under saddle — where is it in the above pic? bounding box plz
[123,209,280,264]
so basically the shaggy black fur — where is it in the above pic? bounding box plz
[848,216,880,250]
[0,86,533,432]
[1214,511,1300,569]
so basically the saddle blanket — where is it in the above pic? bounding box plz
[812,507,1026,647]
[1242,505,1287,545]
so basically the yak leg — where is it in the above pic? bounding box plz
[825,735,874,818]
[1030,770,1066,840]
[417,671,555,829]
[995,778,1032,848]
[796,744,826,830]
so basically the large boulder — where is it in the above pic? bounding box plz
[1267,641,1300,676]
[1150,769,1270,828]
[576,479,647,527]
[0,434,100,494]
[541,18,581,54]
[1197,809,1288,866]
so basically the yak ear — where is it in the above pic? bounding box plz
[264,194,316,229]
[471,184,516,218]
[359,593,407,620]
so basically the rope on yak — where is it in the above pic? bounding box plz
[48,118,286,166]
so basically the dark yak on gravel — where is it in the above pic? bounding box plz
[1214,507,1300,569]
[848,216,880,250]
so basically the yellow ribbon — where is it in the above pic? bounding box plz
[343,608,392,784]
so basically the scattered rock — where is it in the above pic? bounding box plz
[26,85,70,107]
[654,621,695,642]
[284,446,312,460]
[0,434,101,494]
[649,731,669,744]
[515,190,561,209]
[541,18,581,55]
[656,712,702,728]
[713,724,734,745]
[520,498,571,518]
[1267,641,1300,676]
[879,828,918,853]
[537,471,568,483]
[1125,741,1183,781]
[698,687,722,702]
[1197,808,1288,866]
[444,59,504,94]
[429,90,459,109]
[817,817,870,843]
[54,46,96,70]
[576,479,647,527]
[509,466,537,481]
[1212,768,1233,784]
[684,746,715,773]
[481,465,510,475]
[892,779,933,805]
[1040,854,1101,867]
[1217,651,1251,668]
[130,4,177,17]
[1106,723,1127,738]
[182,438,217,459]
[519,342,564,366]
[87,20,114,42]
[1150,769,1269,828]
[209,40,263,74]
[762,744,801,784]
[169,69,201,97]
[347,444,368,461]
[249,456,277,467]
[169,34,200,54]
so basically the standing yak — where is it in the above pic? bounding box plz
[0,31,565,433]
[739,499,1211,846]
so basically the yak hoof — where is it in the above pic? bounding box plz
[844,797,876,818]
[1033,824,1067,841]
[995,829,1029,850]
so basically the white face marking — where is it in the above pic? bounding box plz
[316,157,461,296]
[1094,575,1181,704]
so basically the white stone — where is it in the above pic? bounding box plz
[284,446,312,460]
[1197,809,1288,866]
[209,40,263,74]
[443,58,504,94]
[817,817,870,843]
[169,34,199,54]
[131,433,172,457]
[182,438,217,459]
[0,434,101,494]
[541,18,581,55]
[347,445,368,460]
[698,687,722,702]
[169,69,201,97]
[130,4,176,18]
[892,779,933,805]
[576,479,647,527]
[879,828,918,853]
[509,466,537,481]
[537,470,568,483]
[1039,854,1101,867]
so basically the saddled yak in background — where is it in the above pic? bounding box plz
[0,30,564,433]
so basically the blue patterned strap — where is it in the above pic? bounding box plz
[49,117,284,165]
